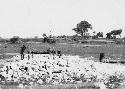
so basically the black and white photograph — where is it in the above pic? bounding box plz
[0,0,125,89]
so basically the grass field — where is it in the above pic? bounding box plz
[0,42,125,61]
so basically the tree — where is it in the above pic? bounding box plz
[106,29,122,39]
[110,29,122,38]
[42,33,56,44]
[96,32,103,38]
[72,20,92,39]
[71,34,81,41]
[106,32,112,39]
[92,32,103,39]
[42,33,48,43]
[42,33,47,38]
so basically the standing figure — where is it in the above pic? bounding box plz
[20,45,26,60]
[31,51,34,58]
[47,47,51,54]
[99,53,105,62]
[57,50,62,58]
[27,51,30,60]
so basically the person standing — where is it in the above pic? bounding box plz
[57,50,62,58]
[20,45,26,60]
[99,53,105,62]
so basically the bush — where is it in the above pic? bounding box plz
[9,36,20,44]
[42,37,56,44]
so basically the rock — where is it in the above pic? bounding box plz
[18,84,24,89]
[37,79,43,84]
[94,82,106,89]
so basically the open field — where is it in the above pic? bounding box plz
[0,42,125,60]
[0,41,125,89]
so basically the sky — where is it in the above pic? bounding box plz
[0,0,125,38]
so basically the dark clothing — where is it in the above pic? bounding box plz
[20,45,26,60]
[57,51,62,58]
[21,45,26,53]
[99,53,105,62]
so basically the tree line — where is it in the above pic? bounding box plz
[0,20,123,44]
[72,20,122,39]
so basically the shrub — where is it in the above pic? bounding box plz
[42,37,56,44]
[9,36,20,44]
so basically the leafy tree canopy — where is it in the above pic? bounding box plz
[72,20,92,38]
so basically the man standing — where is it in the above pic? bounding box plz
[99,53,105,62]
[20,45,26,60]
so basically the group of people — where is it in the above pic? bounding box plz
[20,45,62,60]
[20,45,105,61]
[46,47,62,57]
